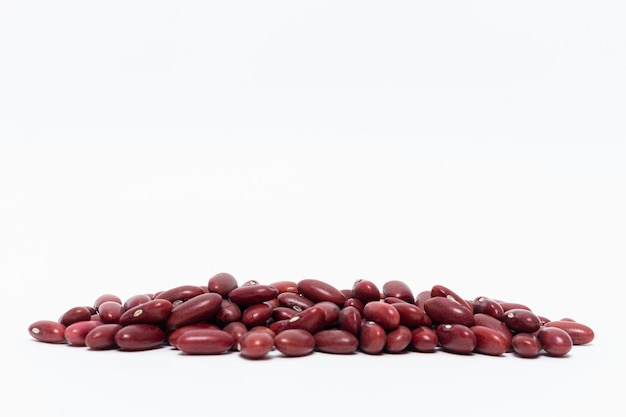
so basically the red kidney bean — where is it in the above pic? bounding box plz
[539,327,573,357]
[359,321,387,354]
[391,302,432,328]
[241,303,274,328]
[176,329,234,354]
[94,294,122,311]
[249,326,276,337]
[512,333,541,358]
[472,296,504,320]
[28,320,66,343]
[343,298,365,315]
[237,330,274,359]
[119,299,174,326]
[423,297,474,327]
[470,325,507,356]
[415,290,431,309]
[228,284,279,306]
[384,296,409,304]
[314,329,359,354]
[363,301,401,330]
[340,288,354,299]
[155,285,205,305]
[436,324,476,354]
[168,323,220,348]
[273,307,298,321]
[498,301,531,311]
[314,301,341,327]
[274,329,315,357]
[543,320,594,345]
[59,306,93,327]
[352,279,381,304]
[214,299,242,325]
[382,280,414,304]
[115,324,164,351]
[385,325,412,353]
[277,292,315,310]
[338,305,362,335]
[278,306,326,334]
[65,321,103,346]
[473,313,513,351]
[503,309,541,333]
[208,272,238,298]
[123,294,152,310]
[297,279,346,306]
[431,284,473,312]
[165,292,223,332]
[268,280,299,294]
[97,301,124,324]
[85,324,122,350]
[410,326,438,352]
[222,321,248,351]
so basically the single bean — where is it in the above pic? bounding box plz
[384,325,412,353]
[511,333,541,358]
[241,303,274,328]
[314,329,359,354]
[228,285,279,306]
[410,326,438,353]
[431,284,473,312]
[277,292,315,310]
[278,306,326,334]
[470,325,507,356]
[268,280,299,294]
[273,306,298,321]
[155,285,205,305]
[115,324,164,351]
[123,294,152,310]
[65,321,103,346]
[208,272,238,298]
[176,329,234,354]
[539,327,573,357]
[59,306,93,327]
[436,324,476,354]
[168,323,220,348]
[343,298,365,315]
[237,330,274,359]
[543,320,594,345]
[415,290,431,309]
[119,299,173,326]
[352,279,381,304]
[93,294,122,311]
[28,320,66,343]
[359,321,386,354]
[472,296,504,320]
[85,324,122,350]
[222,321,248,351]
[423,297,474,327]
[297,279,346,306]
[97,301,124,324]
[274,329,315,357]
[165,292,223,332]
[362,301,401,330]
[214,299,242,326]
[391,302,432,328]
[382,280,415,304]
[473,313,513,351]
[503,309,541,333]
[338,305,362,335]
[314,301,341,327]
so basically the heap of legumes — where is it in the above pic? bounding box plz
[27,273,594,358]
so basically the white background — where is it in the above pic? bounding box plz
[1,1,625,416]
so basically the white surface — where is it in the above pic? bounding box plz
[1,1,625,416]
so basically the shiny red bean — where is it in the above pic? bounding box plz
[165,292,223,332]
[65,321,103,346]
[97,301,124,324]
[543,320,594,345]
[115,324,164,351]
[503,309,541,333]
[297,279,346,306]
[436,324,476,354]
[385,325,412,353]
[539,327,573,357]
[498,301,531,311]
[238,331,274,359]
[362,301,401,330]
[155,285,205,305]
[94,294,122,311]
[222,321,248,351]
[382,280,414,304]
[473,313,513,350]
[168,323,220,348]
[431,284,473,312]
[228,284,279,306]
[278,306,326,334]
[123,294,152,310]
[410,326,438,352]
[241,303,274,328]
[423,297,474,327]
[28,320,66,343]
[352,279,381,304]
[470,325,507,356]
[343,297,365,315]
[512,333,541,358]
[314,301,341,327]
[359,321,387,354]
[314,329,359,354]
[277,292,315,310]
[472,296,505,320]
[176,329,234,354]
[214,299,242,325]
[338,305,362,335]
[208,272,238,298]
[391,302,432,328]
[415,290,431,309]
[85,324,122,350]
[273,306,298,321]
[268,280,299,294]
[274,329,315,357]
[119,299,174,326]
[59,306,93,327]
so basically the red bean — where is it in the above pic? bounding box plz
[115,324,165,351]
[431,284,473,312]
[436,324,476,354]
[338,305,362,335]
[391,302,432,328]
[165,292,223,332]
[473,313,513,351]
[123,294,152,310]
[28,320,66,343]
[382,280,415,304]
[314,301,341,327]
[498,301,531,311]
[278,306,326,334]
[512,333,541,358]
[268,280,299,294]
[539,327,573,357]
[472,296,504,320]
[274,329,315,357]
[343,297,365,315]
[119,299,173,326]
[273,306,299,321]
[176,329,234,354]
[214,299,243,325]
[543,320,594,345]
[93,294,122,311]
[352,279,381,304]
[297,279,346,306]
[359,321,387,354]
[59,306,93,327]
[238,331,274,359]
[314,329,359,354]
[85,324,122,350]
[208,272,238,298]
[470,325,507,356]
[503,309,541,333]
[168,323,220,348]
[222,321,249,351]
[423,297,474,327]
[65,321,103,346]
[415,290,431,309]
[97,301,124,324]
[362,301,401,330]
[241,303,274,328]
[228,284,279,306]
[155,285,205,305]
[385,325,412,353]
[277,292,315,310]
[410,326,438,352]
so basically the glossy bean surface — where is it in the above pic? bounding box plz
[410,326,438,352]
[228,284,279,305]
[115,324,165,351]
[359,321,386,354]
[382,280,414,303]
[503,309,541,333]
[470,325,507,356]
[273,329,315,357]
[436,324,476,354]
[543,320,594,345]
[29,320,66,343]
[539,327,573,357]
[362,301,401,330]
[237,331,274,359]
[119,299,173,326]
[85,324,122,350]
[65,321,103,346]
[208,272,238,298]
[423,297,474,327]
[314,329,359,354]
[176,329,234,354]
[297,279,346,306]
[385,325,412,353]
[165,292,222,332]
[512,333,541,358]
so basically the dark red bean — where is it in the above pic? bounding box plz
[382,280,414,304]
[278,306,326,334]
[338,305,362,335]
[314,301,341,327]
[228,285,279,306]
[28,320,66,343]
[415,290,431,309]
[97,301,124,324]
[59,306,93,327]
[273,306,298,321]
[241,303,274,328]
[94,294,122,311]
[362,301,401,330]
[85,324,122,350]
[165,292,223,332]
[249,326,276,337]
[274,329,315,357]
[155,285,205,305]
[352,279,381,304]
[343,298,365,315]
[423,297,474,327]
[65,321,103,346]
[268,280,299,294]
[539,327,573,357]
[168,323,220,348]
[119,299,174,326]
[503,309,541,333]
[314,329,359,354]
[470,325,507,356]
[436,324,476,354]
[222,321,248,351]
[176,329,234,354]
[297,279,346,306]
[472,296,504,320]
[359,321,386,354]
[473,313,513,351]
[431,284,473,312]
[385,325,412,353]
[512,333,541,358]
[498,301,531,311]
[208,272,238,298]
[391,302,432,328]
[123,294,152,310]
[410,326,438,352]
[237,331,274,359]
[277,292,315,310]
[543,320,594,345]
[115,324,164,351]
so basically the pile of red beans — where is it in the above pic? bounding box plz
[27,274,594,359]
